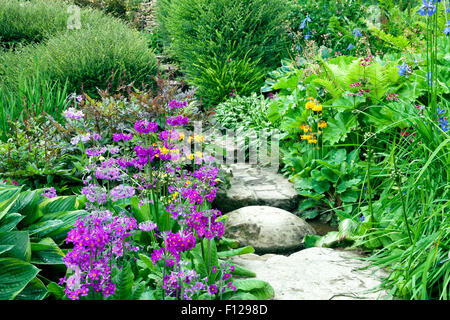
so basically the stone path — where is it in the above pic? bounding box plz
[232,248,391,300]
[214,164,299,213]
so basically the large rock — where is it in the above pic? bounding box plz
[224,206,316,253]
[214,164,300,213]
[231,247,391,300]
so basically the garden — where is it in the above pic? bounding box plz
[0,0,448,302]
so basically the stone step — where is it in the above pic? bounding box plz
[231,247,391,300]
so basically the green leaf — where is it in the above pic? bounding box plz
[9,190,41,225]
[39,196,77,215]
[233,279,274,300]
[227,292,258,300]
[321,167,339,183]
[323,112,357,145]
[0,257,39,300]
[311,179,330,193]
[46,282,65,300]
[0,245,14,256]
[0,231,31,261]
[336,179,361,193]
[24,220,64,238]
[114,261,134,300]
[217,245,254,258]
[0,187,22,222]
[0,213,24,232]
[340,190,359,203]
[231,264,256,278]
[130,196,151,223]
[137,253,156,271]
[304,234,321,248]
[30,238,65,265]
[15,277,47,300]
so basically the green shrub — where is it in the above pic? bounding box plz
[0,0,157,98]
[156,0,289,106]
[0,0,68,46]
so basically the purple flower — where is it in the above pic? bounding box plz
[63,107,84,120]
[134,120,158,134]
[42,187,57,198]
[168,100,188,110]
[113,132,133,142]
[138,221,158,232]
[166,115,189,127]
[109,184,135,201]
[81,184,107,204]
[85,147,107,157]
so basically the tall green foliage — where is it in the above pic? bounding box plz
[156,0,289,106]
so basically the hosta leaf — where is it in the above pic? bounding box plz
[9,190,41,225]
[30,238,65,265]
[0,258,39,300]
[24,220,64,238]
[0,213,24,232]
[0,231,31,261]
[15,277,47,300]
[0,245,14,256]
[0,187,22,222]
[39,196,77,215]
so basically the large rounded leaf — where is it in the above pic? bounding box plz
[15,277,47,300]
[0,258,39,300]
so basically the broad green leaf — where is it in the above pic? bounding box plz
[30,238,65,265]
[138,253,156,271]
[323,112,358,145]
[0,258,39,300]
[0,213,23,232]
[113,261,134,300]
[336,179,361,193]
[311,179,330,194]
[228,292,258,300]
[39,196,77,215]
[340,190,359,203]
[233,279,274,300]
[130,196,151,223]
[9,190,41,225]
[0,245,14,256]
[15,277,47,300]
[0,231,31,261]
[24,220,64,238]
[0,187,22,222]
[46,282,65,300]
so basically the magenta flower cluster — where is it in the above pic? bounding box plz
[59,211,137,300]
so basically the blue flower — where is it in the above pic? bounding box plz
[444,20,450,36]
[304,31,311,40]
[426,71,432,86]
[296,45,301,52]
[359,215,365,222]
[417,0,438,16]
[397,64,411,76]
[300,15,311,30]
[347,43,354,50]
[437,107,446,115]
[353,28,362,37]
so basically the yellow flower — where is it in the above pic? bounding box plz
[195,151,203,158]
[308,139,318,144]
[301,134,312,140]
[305,101,316,110]
[187,154,194,160]
[194,135,204,143]
[160,147,169,155]
[318,120,327,128]
[312,104,323,112]
[172,192,178,200]
[179,132,185,140]
[188,136,194,143]
[300,124,311,132]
